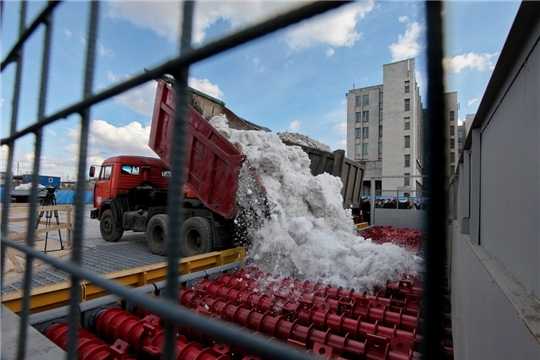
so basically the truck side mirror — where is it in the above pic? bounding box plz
[89,166,96,178]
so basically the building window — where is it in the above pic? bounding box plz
[405,135,410,148]
[355,96,361,107]
[404,173,410,186]
[450,138,455,149]
[458,130,464,139]
[355,144,362,157]
[379,110,383,120]
[450,110,455,121]
[404,80,410,93]
[363,94,369,106]
[363,143,369,155]
[355,128,361,139]
[405,154,410,167]
[379,125,383,137]
[363,111,369,122]
[379,92,383,103]
[450,125,455,136]
[458,142,463,151]
[404,99,410,111]
[404,117,410,130]
[450,152,455,163]
[450,165,455,174]
[355,112,361,123]
[378,142,383,154]
[363,127,369,138]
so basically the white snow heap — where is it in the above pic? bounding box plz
[14,183,45,190]
[209,114,421,292]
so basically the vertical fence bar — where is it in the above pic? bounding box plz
[162,2,195,358]
[0,0,27,284]
[423,1,447,359]
[17,2,55,358]
[65,1,100,358]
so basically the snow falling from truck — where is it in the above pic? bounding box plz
[209,115,422,293]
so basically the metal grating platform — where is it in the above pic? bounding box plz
[2,242,165,294]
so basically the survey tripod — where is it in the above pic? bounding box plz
[36,187,64,252]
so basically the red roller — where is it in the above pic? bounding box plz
[180,289,413,360]
[195,279,420,338]
[44,322,133,360]
[95,307,230,360]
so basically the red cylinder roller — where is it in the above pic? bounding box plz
[180,289,413,360]
[44,322,133,360]
[95,307,231,360]
[197,278,420,333]
[94,308,162,356]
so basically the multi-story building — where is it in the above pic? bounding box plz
[446,92,459,177]
[346,59,424,196]
[346,58,458,196]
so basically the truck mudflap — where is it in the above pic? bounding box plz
[149,79,266,220]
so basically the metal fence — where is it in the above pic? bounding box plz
[1,1,447,359]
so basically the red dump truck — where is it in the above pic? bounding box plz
[89,79,261,256]
[90,79,364,256]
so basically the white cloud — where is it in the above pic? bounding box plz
[63,28,72,39]
[106,71,157,115]
[332,122,347,135]
[399,16,408,23]
[80,37,114,57]
[107,71,222,113]
[326,48,335,57]
[105,1,373,52]
[0,98,4,107]
[188,77,224,99]
[288,120,302,132]
[335,139,347,150]
[443,52,498,74]
[389,21,424,62]
[68,120,156,157]
[248,56,266,73]
[105,1,302,44]
[468,98,480,107]
[115,81,158,115]
[284,1,373,51]
[48,130,57,136]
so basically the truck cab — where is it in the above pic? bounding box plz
[89,156,171,242]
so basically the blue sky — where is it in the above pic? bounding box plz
[1,0,521,180]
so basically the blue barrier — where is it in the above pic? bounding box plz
[0,188,93,204]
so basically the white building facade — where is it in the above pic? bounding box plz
[346,59,425,197]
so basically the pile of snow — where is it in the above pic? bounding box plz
[210,115,421,293]
[277,132,332,152]
[14,183,45,190]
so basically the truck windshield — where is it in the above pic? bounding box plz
[121,165,140,175]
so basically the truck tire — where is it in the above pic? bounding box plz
[180,217,213,257]
[146,214,168,256]
[100,209,124,242]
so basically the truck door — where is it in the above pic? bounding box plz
[94,165,113,208]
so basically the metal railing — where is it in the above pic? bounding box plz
[1,1,447,359]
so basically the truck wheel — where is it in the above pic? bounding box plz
[100,209,123,242]
[180,217,213,257]
[146,214,168,256]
